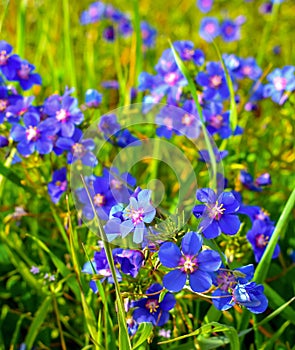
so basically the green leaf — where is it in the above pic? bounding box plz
[132,322,153,349]
[254,187,295,283]
[158,322,239,350]
[24,296,52,349]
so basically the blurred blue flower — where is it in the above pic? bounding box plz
[220,19,241,42]
[197,0,213,13]
[199,17,220,42]
[85,89,102,108]
[48,167,68,204]
[13,59,42,90]
[0,40,21,80]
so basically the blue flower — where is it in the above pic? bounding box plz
[103,25,116,42]
[203,102,232,139]
[159,231,221,292]
[112,248,144,278]
[80,1,106,24]
[263,66,295,104]
[196,62,229,101]
[198,148,228,163]
[199,17,220,42]
[48,168,68,204]
[193,188,241,239]
[0,86,22,124]
[13,59,42,90]
[119,189,156,244]
[132,283,176,326]
[220,19,241,42]
[197,0,214,13]
[212,264,254,310]
[246,220,280,262]
[141,21,157,49]
[0,40,20,80]
[10,112,56,156]
[236,57,262,80]
[56,128,97,166]
[233,282,268,313]
[0,135,8,147]
[6,96,36,123]
[44,91,84,138]
[173,41,205,66]
[85,89,102,108]
[240,170,271,192]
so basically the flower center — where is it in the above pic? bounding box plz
[55,180,67,191]
[225,26,234,35]
[18,64,31,80]
[93,193,105,207]
[26,126,40,142]
[164,72,178,86]
[163,116,173,130]
[207,202,225,220]
[145,299,159,314]
[209,115,223,129]
[255,234,269,248]
[127,208,145,225]
[56,108,69,122]
[0,50,8,65]
[209,75,222,88]
[273,77,287,91]
[0,99,8,111]
[216,271,236,292]
[110,178,123,190]
[141,29,149,39]
[182,113,195,126]
[205,23,216,34]
[183,48,195,60]
[180,256,197,273]
[72,143,86,158]
[242,66,252,76]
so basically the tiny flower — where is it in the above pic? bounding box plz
[159,231,221,292]
[80,1,105,24]
[158,329,171,338]
[48,167,68,204]
[13,60,42,90]
[246,220,280,262]
[132,283,176,326]
[220,19,241,42]
[0,40,20,80]
[199,17,220,42]
[120,189,156,244]
[30,266,40,274]
[112,248,144,277]
[141,21,157,49]
[193,188,241,239]
[103,25,116,41]
[85,89,102,108]
[197,0,214,13]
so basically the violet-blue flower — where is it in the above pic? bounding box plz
[13,59,42,90]
[48,167,68,204]
[199,17,220,42]
[159,231,221,292]
[0,40,20,80]
[193,188,241,239]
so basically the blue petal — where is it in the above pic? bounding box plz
[212,289,234,311]
[181,231,202,256]
[197,250,221,272]
[10,125,26,142]
[189,270,212,292]
[160,292,176,311]
[201,220,221,239]
[196,188,217,203]
[163,269,187,292]
[158,242,182,268]
[120,220,134,238]
[219,214,240,235]
[143,207,156,223]
[138,189,152,204]
[219,191,240,213]
[133,222,145,244]
[193,204,206,218]
[61,122,75,138]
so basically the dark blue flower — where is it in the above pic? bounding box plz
[10,112,56,156]
[44,91,84,138]
[6,96,36,123]
[48,168,67,204]
[263,66,295,104]
[159,231,221,292]
[220,19,241,42]
[198,148,228,163]
[112,248,144,277]
[141,21,157,49]
[233,282,268,313]
[246,220,280,262]
[212,264,254,310]
[203,102,232,139]
[196,62,229,101]
[173,41,205,66]
[199,17,220,42]
[0,86,22,123]
[240,170,271,192]
[193,188,241,239]
[132,283,175,326]
[103,25,116,41]
[0,135,8,147]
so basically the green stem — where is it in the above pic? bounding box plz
[80,176,132,350]
[16,0,27,57]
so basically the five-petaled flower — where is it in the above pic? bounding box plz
[159,231,221,292]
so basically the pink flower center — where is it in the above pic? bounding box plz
[141,29,149,39]
[164,72,178,86]
[93,193,105,207]
[55,180,67,191]
[216,271,236,292]
[225,26,234,35]
[242,66,252,76]
[209,115,223,129]
[145,299,159,314]
[56,109,69,122]
[205,23,216,34]
[110,178,123,190]
[255,234,269,248]
[182,113,195,126]
[72,143,86,157]
[183,48,195,60]
[163,117,173,130]
[127,208,145,225]
[89,7,98,17]
[0,50,8,65]
[26,126,40,142]
[207,202,225,220]
[180,256,197,273]
[0,99,8,111]
[209,75,222,88]
[273,77,287,91]
[18,64,31,80]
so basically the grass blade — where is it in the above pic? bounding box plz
[132,322,153,349]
